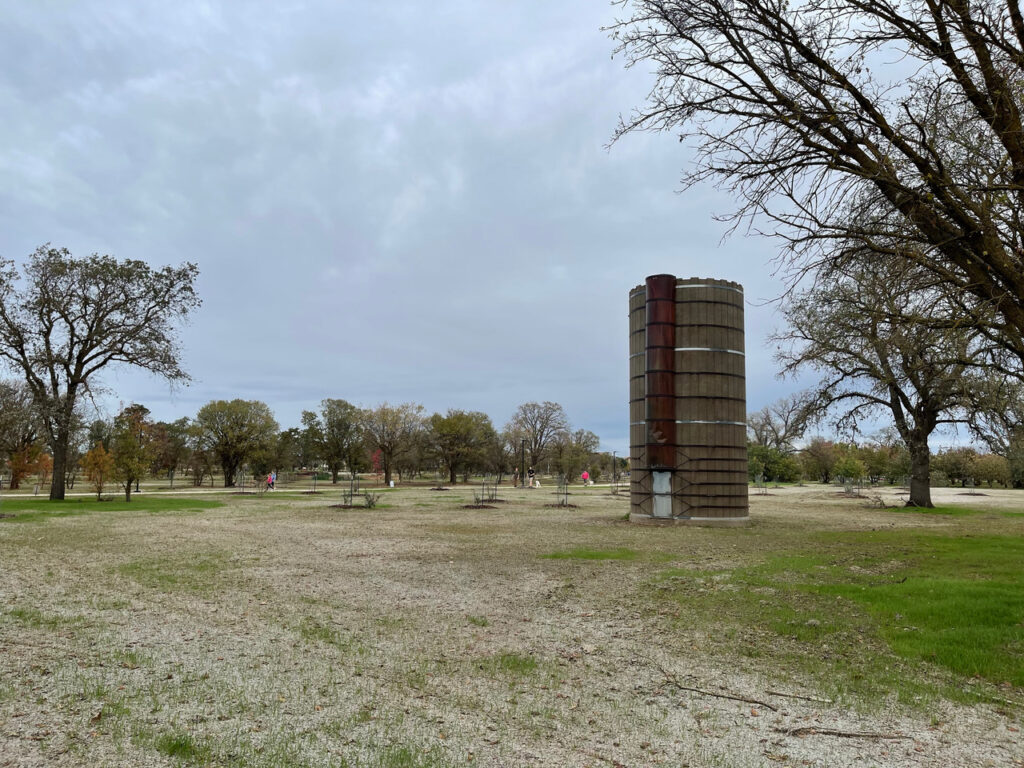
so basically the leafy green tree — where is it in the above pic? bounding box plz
[150,418,190,488]
[0,246,199,499]
[800,438,839,484]
[932,448,980,488]
[274,428,303,474]
[833,456,867,486]
[429,410,495,484]
[185,422,217,487]
[972,453,1011,488]
[551,428,600,482]
[194,400,278,487]
[857,442,894,485]
[302,399,365,483]
[747,444,801,484]
[361,402,424,486]
[110,404,154,502]
[1009,435,1024,489]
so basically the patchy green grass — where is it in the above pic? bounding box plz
[0,495,222,521]
[140,726,453,768]
[484,652,539,676]
[296,615,349,648]
[117,551,233,594]
[888,504,1024,518]
[467,615,489,627]
[4,605,88,630]
[541,547,640,561]
[151,731,214,763]
[655,527,1024,704]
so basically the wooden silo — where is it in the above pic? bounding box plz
[629,275,749,525]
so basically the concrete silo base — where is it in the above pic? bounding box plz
[628,512,750,527]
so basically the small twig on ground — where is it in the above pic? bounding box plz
[582,751,624,767]
[776,726,912,739]
[650,657,778,712]
[765,690,833,705]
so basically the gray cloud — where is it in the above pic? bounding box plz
[0,1,795,451]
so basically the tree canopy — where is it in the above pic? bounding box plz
[361,402,425,486]
[0,246,200,498]
[505,401,569,469]
[194,400,278,487]
[776,258,983,505]
[611,0,1024,366]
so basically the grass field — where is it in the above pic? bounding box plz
[0,484,1021,767]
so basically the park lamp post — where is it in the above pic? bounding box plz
[520,438,526,489]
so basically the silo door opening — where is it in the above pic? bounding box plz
[652,471,672,518]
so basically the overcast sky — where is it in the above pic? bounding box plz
[0,1,802,453]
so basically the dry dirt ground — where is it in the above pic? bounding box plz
[1,484,1021,767]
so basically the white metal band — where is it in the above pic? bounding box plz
[676,419,747,426]
[676,283,743,294]
[631,348,744,357]
[630,284,743,295]
[630,420,747,427]
[675,347,745,356]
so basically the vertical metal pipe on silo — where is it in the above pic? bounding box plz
[645,275,677,518]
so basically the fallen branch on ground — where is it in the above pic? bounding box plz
[649,657,778,712]
[765,690,833,704]
[776,726,912,739]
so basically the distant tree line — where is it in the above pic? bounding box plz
[0,246,626,501]
[747,393,1024,491]
[0,391,621,499]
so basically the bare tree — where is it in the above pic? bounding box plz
[505,401,569,469]
[0,246,199,499]
[610,0,1024,365]
[776,259,984,506]
[747,393,815,454]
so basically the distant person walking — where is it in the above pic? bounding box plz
[527,467,536,488]
[581,470,590,486]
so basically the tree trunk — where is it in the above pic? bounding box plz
[124,482,132,502]
[907,440,933,508]
[449,466,457,484]
[50,432,68,500]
